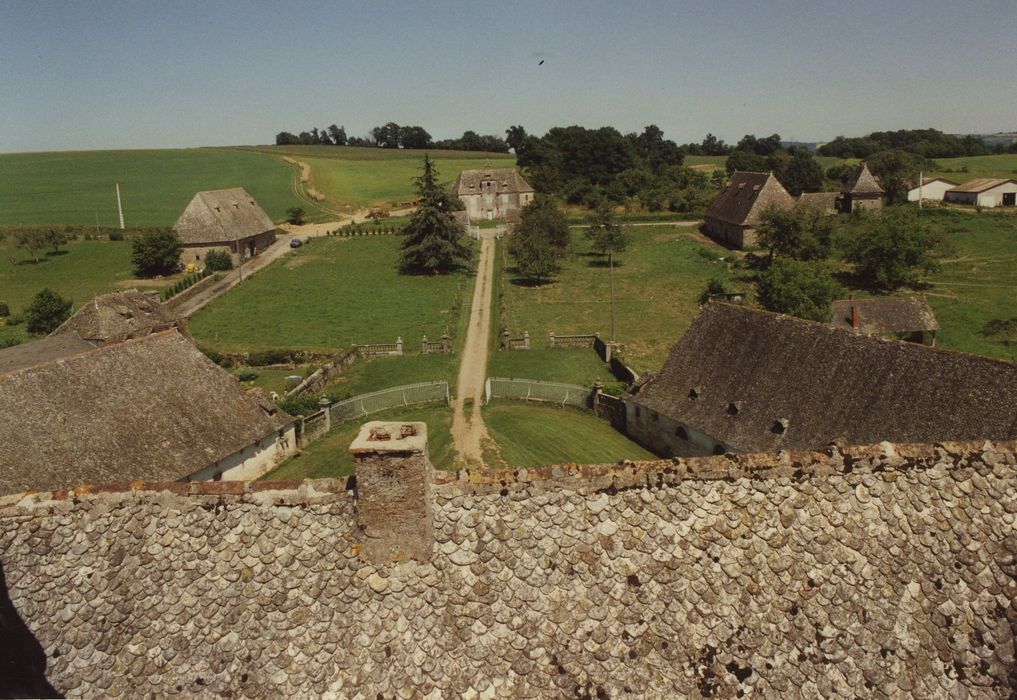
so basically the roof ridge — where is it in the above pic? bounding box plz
[0,328,182,379]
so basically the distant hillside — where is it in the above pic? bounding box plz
[0,146,515,227]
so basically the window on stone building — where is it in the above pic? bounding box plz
[675,426,689,441]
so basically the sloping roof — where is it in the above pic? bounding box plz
[831,296,939,335]
[631,303,1017,452]
[0,333,96,375]
[50,289,182,345]
[704,171,795,227]
[0,331,292,494]
[795,191,839,213]
[1,441,1015,697]
[172,187,275,245]
[449,168,533,196]
[907,176,958,190]
[946,178,1017,194]
[842,162,884,194]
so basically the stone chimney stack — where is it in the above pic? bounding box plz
[349,421,433,565]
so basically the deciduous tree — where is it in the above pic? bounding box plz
[131,229,181,277]
[25,288,73,334]
[14,230,47,263]
[756,259,843,322]
[840,208,944,290]
[756,206,834,262]
[508,196,570,283]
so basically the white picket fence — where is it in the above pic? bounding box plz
[328,381,450,423]
[484,377,591,408]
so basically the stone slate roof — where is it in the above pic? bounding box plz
[795,191,839,214]
[0,331,292,495]
[704,172,795,227]
[0,333,95,375]
[172,187,275,245]
[843,162,884,194]
[50,289,183,345]
[1,441,1015,698]
[831,296,939,335]
[631,303,1017,453]
[947,178,1017,194]
[449,168,534,196]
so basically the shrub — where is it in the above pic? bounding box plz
[5,313,24,326]
[108,230,124,241]
[235,367,259,382]
[25,288,73,334]
[247,349,295,366]
[0,337,22,349]
[205,249,233,271]
[0,301,8,317]
[277,394,323,417]
[199,346,234,368]
[131,229,182,277]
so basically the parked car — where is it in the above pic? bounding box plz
[289,238,303,249]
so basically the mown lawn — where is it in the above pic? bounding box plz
[261,405,455,479]
[0,148,302,227]
[487,348,612,388]
[500,227,739,373]
[482,401,655,469]
[188,235,474,354]
[324,353,460,396]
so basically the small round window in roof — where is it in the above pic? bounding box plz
[688,387,701,400]
[726,401,741,416]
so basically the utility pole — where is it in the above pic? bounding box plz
[917,171,923,210]
[609,251,616,342]
[235,231,244,282]
[115,183,125,229]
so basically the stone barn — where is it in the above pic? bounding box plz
[944,178,1017,208]
[450,168,534,221]
[0,330,296,494]
[624,303,1017,457]
[703,171,795,249]
[172,187,277,268]
[49,289,186,346]
[838,162,884,213]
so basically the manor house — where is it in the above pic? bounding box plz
[450,167,534,221]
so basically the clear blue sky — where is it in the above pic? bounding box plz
[2,0,1015,152]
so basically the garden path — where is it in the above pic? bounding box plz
[451,234,497,467]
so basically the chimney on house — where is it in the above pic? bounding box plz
[349,421,433,565]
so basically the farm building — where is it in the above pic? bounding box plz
[623,303,1017,457]
[830,295,938,345]
[702,171,795,249]
[0,330,295,495]
[49,289,186,346]
[906,176,958,202]
[838,161,884,213]
[172,187,277,267]
[449,167,534,221]
[944,178,1017,207]
[795,191,839,215]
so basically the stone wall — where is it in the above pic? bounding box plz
[624,398,723,457]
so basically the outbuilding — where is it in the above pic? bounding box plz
[906,177,958,203]
[172,187,277,267]
[944,178,1017,208]
[703,171,795,249]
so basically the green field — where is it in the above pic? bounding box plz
[483,401,655,468]
[324,353,460,396]
[189,235,474,353]
[500,226,739,373]
[261,405,455,479]
[903,210,1017,361]
[487,348,612,388]
[0,148,303,227]
[0,145,517,227]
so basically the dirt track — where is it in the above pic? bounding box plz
[451,236,496,467]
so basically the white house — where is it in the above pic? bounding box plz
[907,177,958,203]
[944,179,1017,208]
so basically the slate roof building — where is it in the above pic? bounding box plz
[795,191,839,215]
[50,289,186,345]
[944,178,1017,208]
[703,171,796,249]
[449,168,534,221]
[1,426,1016,698]
[830,296,939,345]
[624,303,1017,457]
[172,187,277,267]
[0,330,295,495]
[907,176,959,203]
[838,162,884,213]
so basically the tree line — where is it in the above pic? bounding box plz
[818,128,1011,159]
[275,123,509,152]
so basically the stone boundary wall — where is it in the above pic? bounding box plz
[5,440,1012,512]
[549,332,597,349]
[286,347,360,397]
[162,271,223,312]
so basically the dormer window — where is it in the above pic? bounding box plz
[688,387,701,400]
[726,401,742,416]
[771,418,789,435]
